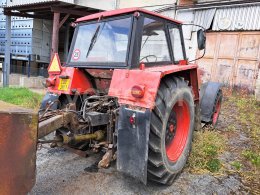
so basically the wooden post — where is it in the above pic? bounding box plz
[64,22,70,61]
[51,12,60,58]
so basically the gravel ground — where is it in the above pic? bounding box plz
[30,147,246,195]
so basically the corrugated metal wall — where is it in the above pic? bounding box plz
[0,0,52,63]
[212,5,260,31]
[193,8,216,31]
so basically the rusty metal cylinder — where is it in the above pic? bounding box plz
[61,130,105,144]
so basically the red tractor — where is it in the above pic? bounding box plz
[39,8,222,185]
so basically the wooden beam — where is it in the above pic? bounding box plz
[51,12,60,58]
[59,13,70,29]
[51,6,91,16]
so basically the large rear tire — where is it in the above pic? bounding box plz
[147,76,195,185]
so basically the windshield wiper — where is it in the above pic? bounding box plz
[86,23,104,58]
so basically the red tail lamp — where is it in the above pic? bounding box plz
[131,85,145,98]
[45,77,56,87]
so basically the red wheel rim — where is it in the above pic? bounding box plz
[212,98,221,125]
[165,100,190,162]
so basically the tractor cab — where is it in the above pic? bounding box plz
[67,8,186,69]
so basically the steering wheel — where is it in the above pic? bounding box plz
[140,55,158,63]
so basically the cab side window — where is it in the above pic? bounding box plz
[139,17,171,63]
[168,26,184,63]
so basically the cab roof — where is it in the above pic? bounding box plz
[76,7,182,24]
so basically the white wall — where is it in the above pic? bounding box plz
[76,0,116,10]
[116,0,177,10]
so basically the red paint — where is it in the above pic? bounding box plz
[189,68,200,102]
[45,77,56,87]
[212,97,221,125]
[76,8,182,24]
[166,100,190,162]
[139,63,145,70]
[108,69,162,109]
[48,67,94,95]
[145,64,197,76]
[179,60,188,65]
[109,64,199,109]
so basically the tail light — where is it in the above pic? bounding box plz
[45,77,56,87]
[131,85,145,98]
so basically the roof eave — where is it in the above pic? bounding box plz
[76,7,182,24]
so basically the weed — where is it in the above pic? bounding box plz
[206,158,221,172]
[242,150,260,167]
[230,161,242,170]
[187,130,226,173]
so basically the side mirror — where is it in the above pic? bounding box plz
[197,29,206,50]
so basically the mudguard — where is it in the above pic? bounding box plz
[117,106,151,184]
[40,92,59,110]
[200,82,222,123]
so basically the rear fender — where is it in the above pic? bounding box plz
[200,82,222,122]
[117,106,151,184]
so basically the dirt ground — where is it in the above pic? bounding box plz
[30,93,259,195]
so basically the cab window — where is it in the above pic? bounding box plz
[168,26,184,63]
[139,17,171,64]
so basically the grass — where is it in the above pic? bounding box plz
[242,150,260,168]
[230,161,243,171]
[187,90,260,194]
[0,87,43,109]
[187,129,226,174]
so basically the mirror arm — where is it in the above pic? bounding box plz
[181,23,206,63]
[182,23,206,31]
[188,47,206,63]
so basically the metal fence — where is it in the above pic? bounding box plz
[10,64,48,77]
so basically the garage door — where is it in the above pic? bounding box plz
[198,32,260,91]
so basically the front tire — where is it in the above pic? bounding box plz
[147,76,195,185]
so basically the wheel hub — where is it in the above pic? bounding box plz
[165,112,177,146]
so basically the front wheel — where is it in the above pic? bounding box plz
[147,76,195,185]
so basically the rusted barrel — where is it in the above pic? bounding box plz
[0,101,38,195]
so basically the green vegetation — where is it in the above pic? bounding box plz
[242,150,260,167]
[0,87,43,109]
[187,130,226,173]
[188,91,259,191]
[230,161,242,170]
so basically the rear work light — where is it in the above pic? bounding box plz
[131,85,145,98]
